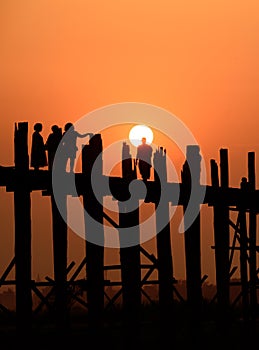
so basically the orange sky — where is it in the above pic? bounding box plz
[1,0,259,285]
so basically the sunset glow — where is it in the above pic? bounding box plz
[1,0,259,287]
[129,124,153,147]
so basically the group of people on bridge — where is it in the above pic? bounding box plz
[30,122,92,173]
[30,123,153,180]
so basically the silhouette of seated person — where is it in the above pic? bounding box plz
[136,137,153,181]
[45,125,62,171]
[62,122,92,173]
[30,122,48,170]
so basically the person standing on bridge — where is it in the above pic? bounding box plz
[62,122,93,173]
[30,122,48,170]
[136,137,153,181]
[45,125,63,171]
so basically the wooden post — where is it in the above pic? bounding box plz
[119,142,141,348]
[181,145,202,316]
[211,150,230,332]
[153,146,174,344]
[220,149,229,188]
[49,133,70,331]
[211,151,230,331]
[219,149,230,312]
[248,152,257,324]
[239,178,249,323]
[14,122,32,333]
[51,193,68,330]
[210,159,219,188]
[82,134,104,338]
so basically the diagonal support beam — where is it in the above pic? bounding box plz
[0,257,15,286]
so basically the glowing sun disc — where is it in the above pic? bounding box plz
[129,125,153,147]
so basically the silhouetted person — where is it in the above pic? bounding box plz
[62,122,92,173]
[30,122,47,170]
[136,137,153,181]
[45,125,62,171]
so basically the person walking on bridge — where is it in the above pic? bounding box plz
[136,137,153,181]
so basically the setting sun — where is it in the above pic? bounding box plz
[129,124,153,147]
[1,0,259,343]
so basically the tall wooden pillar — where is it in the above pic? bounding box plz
[239,178,249,323]
[212,149,230,331]
[248,152,257,323]
[14,122,32,333]
[82,134,104,336]
[51,193,68,330]
[119,142,141,348]
[50,134,70,330]
[181,145,202,316]
[153,146,174,343]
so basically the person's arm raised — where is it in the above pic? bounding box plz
[77,132,94,138]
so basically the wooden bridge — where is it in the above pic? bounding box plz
[0,121,259,345]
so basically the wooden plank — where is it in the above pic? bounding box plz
[2,166,259,209]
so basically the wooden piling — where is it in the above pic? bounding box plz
[239,178,249,323]
[119,142,141,348]
[82,134,104,336]
[153,146,174,343]
[181,145,202,316]
[211,149,230,331]
[210,159,219,188]
[51,192,68,330]
[220,148,229,188]
[248,152,257,323]
[14,122,32,333]
[46,130,70,330]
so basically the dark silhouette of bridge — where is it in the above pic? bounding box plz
[0,121,258,348]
